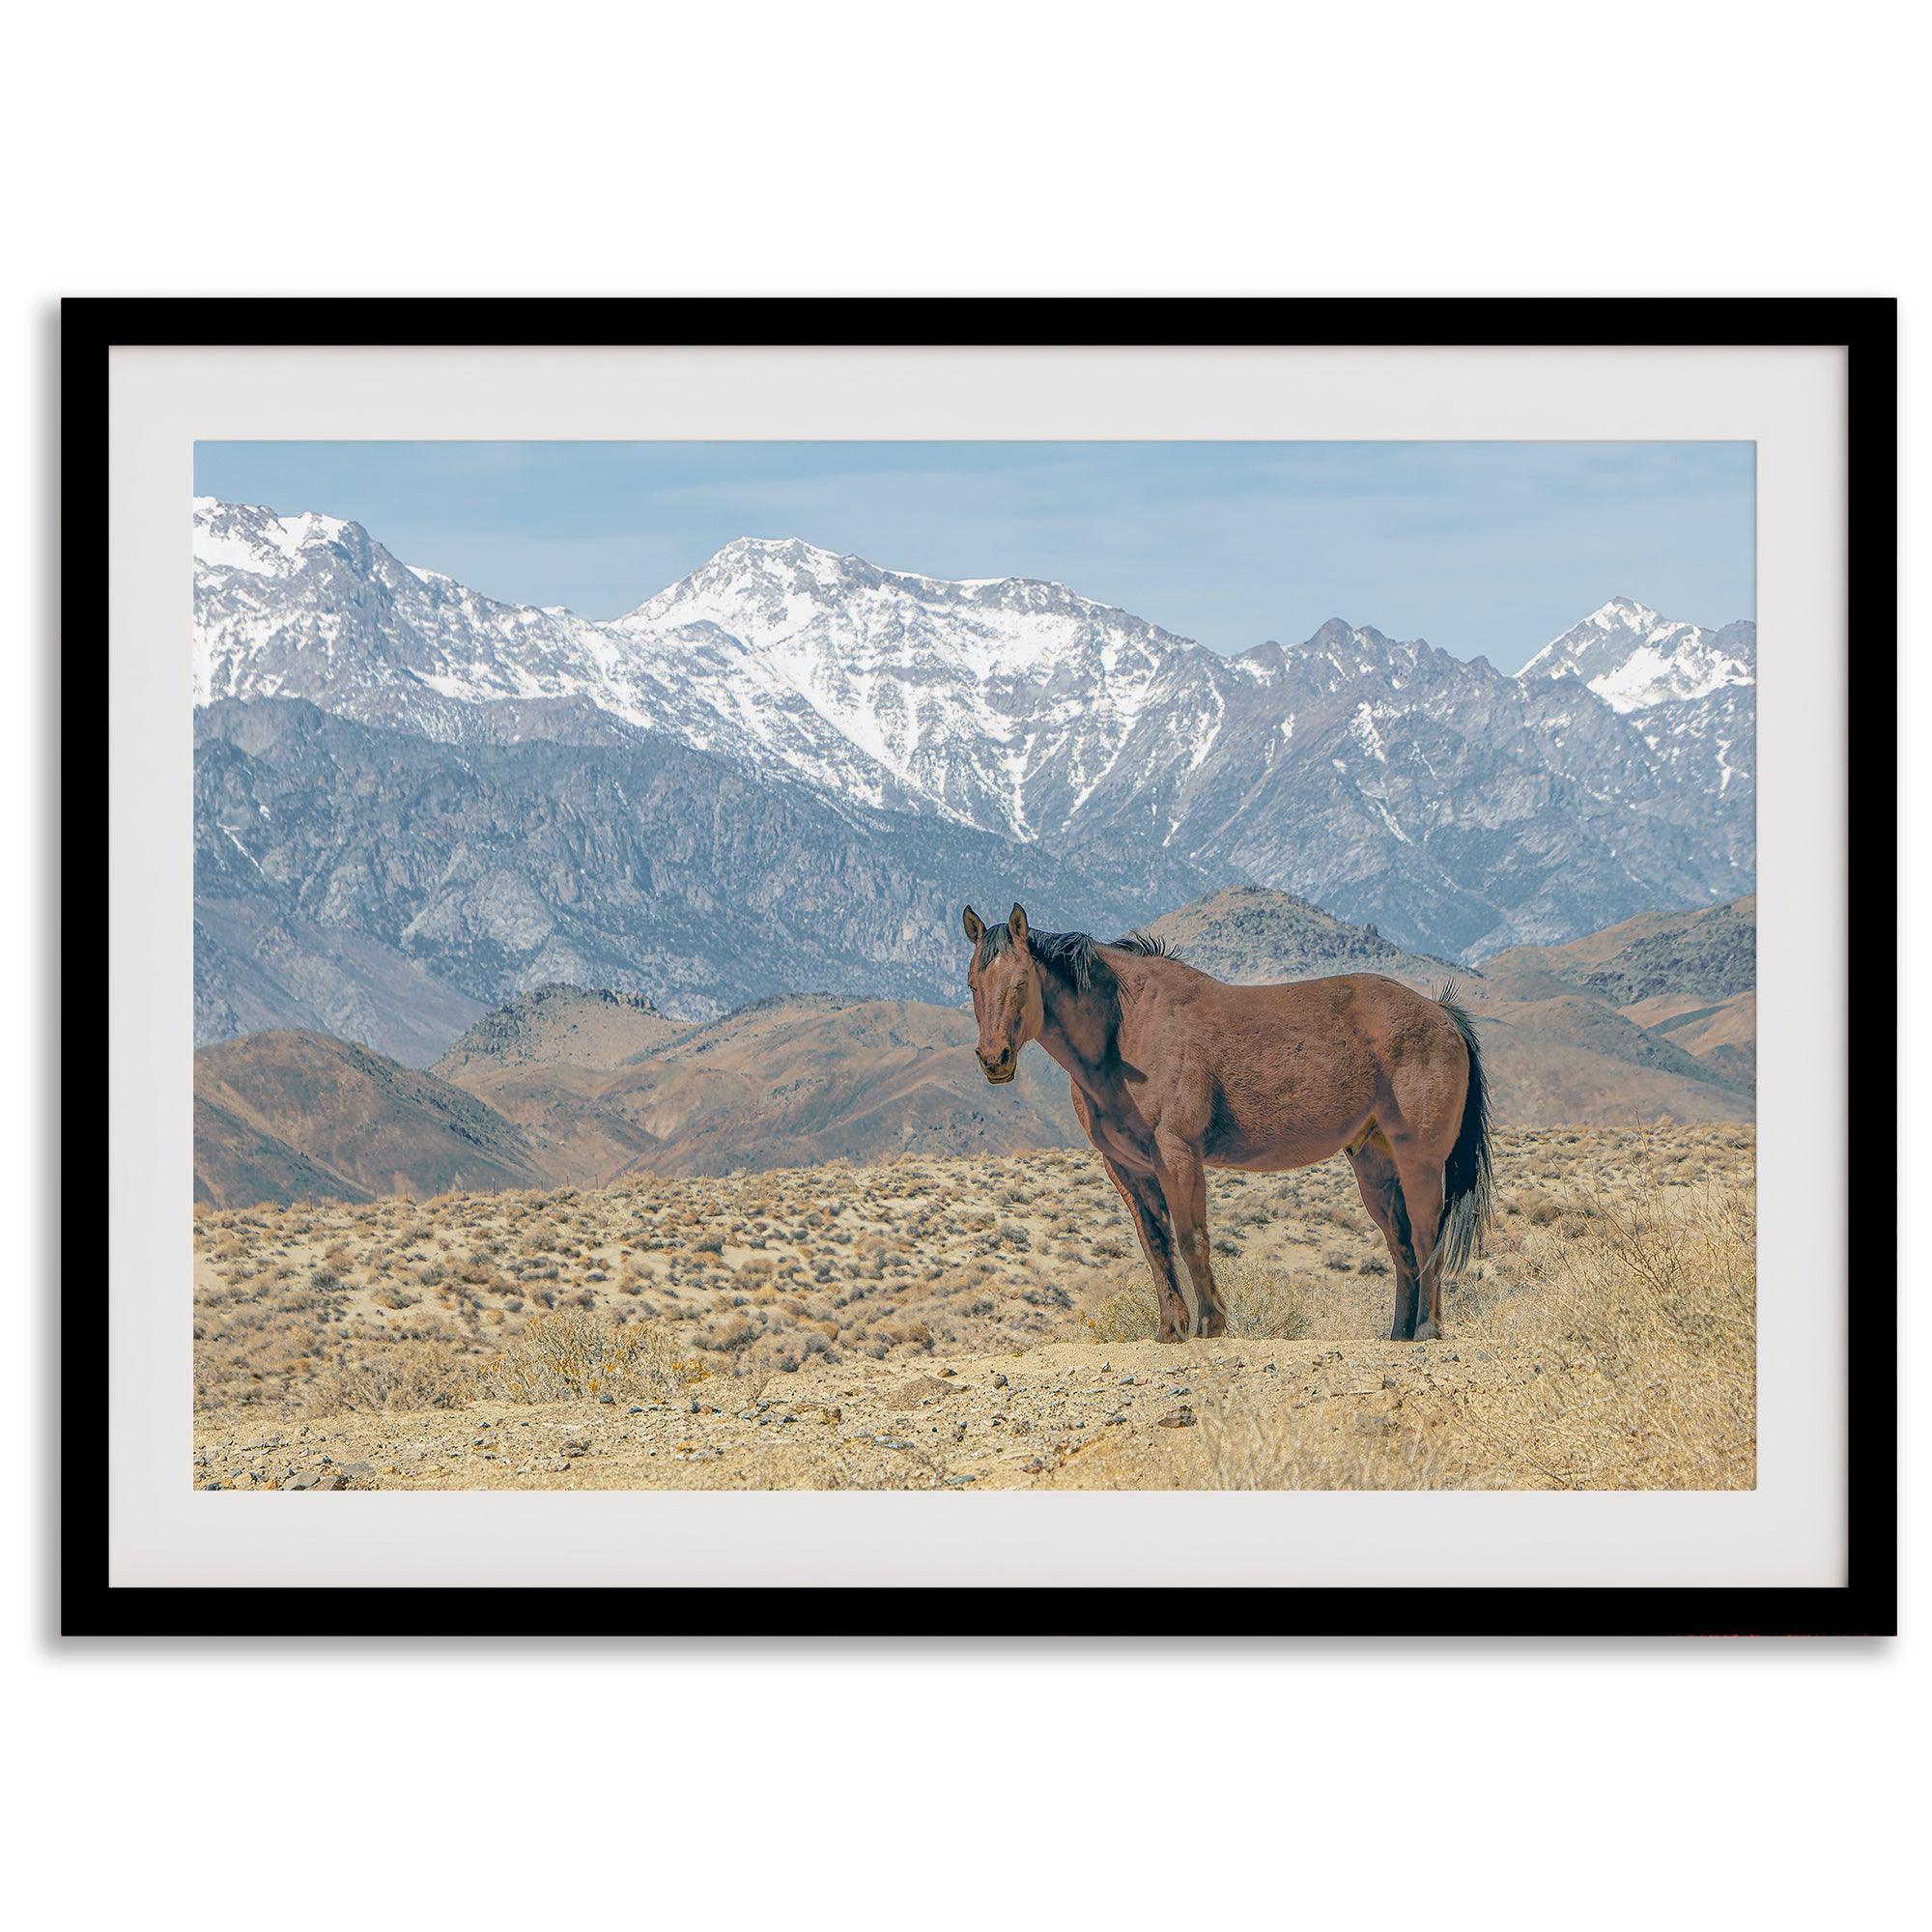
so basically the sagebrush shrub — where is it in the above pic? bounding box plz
[487,1309,702,1404]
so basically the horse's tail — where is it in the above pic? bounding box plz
[1435,990,1494,1278]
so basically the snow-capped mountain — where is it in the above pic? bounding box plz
[193,504,1223,830]
[1519,595,1755,712]
[194,497,753,757]
[191,500,1756,983]
[612,536,1206,833]
[1516,595,1755,865]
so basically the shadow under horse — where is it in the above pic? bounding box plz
[962,903,1493,1342]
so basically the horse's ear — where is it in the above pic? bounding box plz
[1008,903,1030,950]
[962,904,984,945]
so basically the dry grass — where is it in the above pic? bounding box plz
[485,1309,705,1406]
[1466,1178,1756,1489]
[191,1124,1754,1490]
[300,1341,476,1419]
[1184,1176,1755,1491]
[1082,1258,1317,1343]
[1196,1405,1447,1491]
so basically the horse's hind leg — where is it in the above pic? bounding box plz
[1100,1155,1191,1343]
[1349,1132,1420,1341]
[1387,1138,1448,1342]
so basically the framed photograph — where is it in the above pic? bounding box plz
[81,298,1896,1635]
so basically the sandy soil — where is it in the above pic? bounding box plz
[190,1328,1697,1494]
[192,1125,1756,1492]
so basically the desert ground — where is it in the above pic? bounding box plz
[192,1122,1756,1492]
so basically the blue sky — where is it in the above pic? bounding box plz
[193,440,1754,671]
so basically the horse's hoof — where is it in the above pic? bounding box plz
[1413,1319,1441,1342]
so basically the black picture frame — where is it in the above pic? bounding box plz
[71,297,1898,1638]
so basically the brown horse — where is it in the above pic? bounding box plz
[962,902,1492,1342]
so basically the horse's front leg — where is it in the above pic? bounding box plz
[1153,1134,1226,1339]
[1100,1155,1190,1343]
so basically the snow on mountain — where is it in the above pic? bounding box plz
[195,498,632,721]
[192,497,350,577]
[1518,595,1755,713]
[194,508,1211,831]
[195,501,857,783]
[191,501,1756,963]
[611,534,1211,834]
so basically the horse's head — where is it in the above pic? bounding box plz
[962,902,1043,1084]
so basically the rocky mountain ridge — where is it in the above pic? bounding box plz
[194,503,1757,995]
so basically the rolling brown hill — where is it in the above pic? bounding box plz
[1625,991,1755,1089]
[194,1031,548,1208]
[1145,884,1460,991]
[193,1094,373,1208]
[431,984,690,1080]
[1477,895,1755,1091]
[1467,1016,1749,1127]
[450,996,1086,1179]
[194,893,1756,1200]
[1461,993,1725,1087]
[435,909,1749,1182]
[1481,895,1755,1006]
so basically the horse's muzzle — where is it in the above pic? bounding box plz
[978,1048,1016,1084]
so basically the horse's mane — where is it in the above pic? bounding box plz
[978,923,1179,991]
[1116,927,1180,959]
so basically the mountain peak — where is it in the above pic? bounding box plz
[1587,594,1663,630]
[1520,597,1753,713]
[628,534,879,622]
[1290,618,1422,675]
[620,534,1181,665]
[1303,617,1411,652]
[711,535,847,566]
[194,497,355,579]
[685,537,1091,611]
